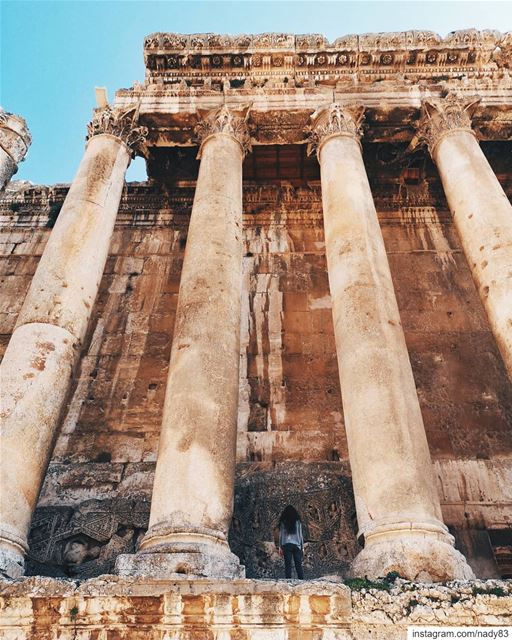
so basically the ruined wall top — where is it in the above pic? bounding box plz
[142,30,511,83]
[0,109,32,165]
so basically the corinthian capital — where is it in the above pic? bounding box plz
[194,105,251,158]
[86,105,148,156]
[307,103,365,157]
[416,92,480,157]
[0,110,32,165]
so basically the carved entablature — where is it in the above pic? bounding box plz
[493,31,512,69]
[416,92,480,157]
[307,103,365,157]
[142,29,510,87]
[86,106,148,157]
[112,30,512,148]
[0,110,32,165]
[194,105,252,157]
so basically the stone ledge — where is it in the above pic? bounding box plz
[0,576,510,639]
[141,30,512,81]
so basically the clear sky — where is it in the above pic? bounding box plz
[1,0,511,184]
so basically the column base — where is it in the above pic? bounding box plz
[349,525,475,582]
[115,529,244,579]
[0,536,25,579]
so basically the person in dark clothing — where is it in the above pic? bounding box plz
[278,505,304,579]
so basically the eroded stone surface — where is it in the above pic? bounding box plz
[0,29,511,587]
[419,96,512,381]
[230,462,360,579]
[0,132,134,576]
[25,463,359,580]
[1,171,511,579]
[0,110,31,190]
[314,106,472,580]
[136,113,248,577]
[0,27,511,638]
[0,576,510,639]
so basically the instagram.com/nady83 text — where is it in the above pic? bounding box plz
[408,627,511,639]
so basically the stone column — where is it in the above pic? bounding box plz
[0,110,32,190]
[309,104,473,581]
[116,106,250,579]
[418,92,512,381]
[0,106,147,578]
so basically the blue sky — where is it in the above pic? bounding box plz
[2,0,511,184]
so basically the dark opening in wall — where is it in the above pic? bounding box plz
[489,529,512,579]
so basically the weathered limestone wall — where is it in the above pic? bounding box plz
[0,576,511,639]
[0,146,511,579]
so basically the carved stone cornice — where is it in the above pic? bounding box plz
[0,110,32,165]
[307,103,365,157]
[142,30,510,86]
[416,92,480,157]
[86,106,148,156]
[194,104,252,157]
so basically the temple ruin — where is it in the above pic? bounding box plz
[0,29,511,638]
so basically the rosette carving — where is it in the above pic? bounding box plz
[86,106,148,156]
[416,92,480,156]
[194,104,252,158]
[307,103,365,157]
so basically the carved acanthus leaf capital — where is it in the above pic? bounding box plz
[0,110,32,165]
[306,103,365,157]
[194,104,252,158]
[86,106,148,156]
[416,92,480,156]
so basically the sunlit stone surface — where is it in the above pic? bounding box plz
[0,110,31,190]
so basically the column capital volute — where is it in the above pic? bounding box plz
[86,105,148,157]
[0,109,32,165]
[307,103,365,159]
[194,104,252,159]
[416,92,480,158]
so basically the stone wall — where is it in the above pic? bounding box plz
[0,576,511,639]
[0,140,511,579]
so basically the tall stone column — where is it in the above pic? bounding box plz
[0,110,32,190]
[116,105,250,579]
[418,92,512,380]
[309,104,473,581]
[0,106,147,578]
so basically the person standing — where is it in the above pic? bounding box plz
[278,505,304,579]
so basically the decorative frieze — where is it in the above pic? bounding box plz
[86,106,148,156]
[27,498,150,579]
[307,103,364,157]
[416,92,480,156]
[194,104,251,157]
[142,30,511,84]
[7,176,508,231]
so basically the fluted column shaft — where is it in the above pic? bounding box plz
[419,94,512,380]
[116,106,250,579]
[0,110,31,190]
[310,104,473,581]
[0,107,146,578]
